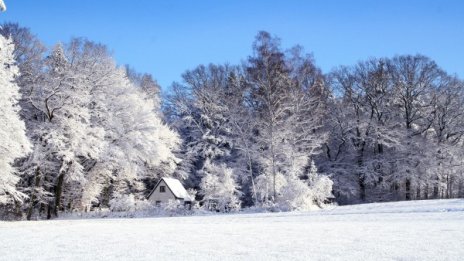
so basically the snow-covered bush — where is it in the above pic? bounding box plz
[109,194,152,212]
[160,199,183,212]
[199,161,241,212]
[155,199,196,216]
[253,162,333,211]
[310,175,334,206]
[307,161,334,207]
[255,172,287,204]
[278,177,316,211]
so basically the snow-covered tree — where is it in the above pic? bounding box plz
[246,32,292,202]
[427,75,464,199]
[126,65,162,112]
[388,55,447,200]
[0,0,6,12]
[324,55,460,203]
[74,41,180,208]
[18,38,180,218]
[221,70,261,206]
[326,59,402,202]
[167,64,240,189]
[21,42,105,217]
[96,72,180,200]
[0,35,31,204]
[246,32,330,207]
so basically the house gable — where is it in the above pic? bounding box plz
[148,178,193,203]
[148,179,177,202]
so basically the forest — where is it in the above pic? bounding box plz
[1,23,464,220]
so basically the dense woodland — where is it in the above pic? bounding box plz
[1,23,464,220]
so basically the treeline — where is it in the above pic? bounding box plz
[0,25,463,219]
[167,31,464,208]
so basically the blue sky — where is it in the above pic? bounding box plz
[1,0,463,89]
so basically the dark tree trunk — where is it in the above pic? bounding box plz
[357,142,366,201]
[433,185,439,199]
[405,179,411,200]
[424,184,429,199]
[47,204,51,219]
[27,167,41,220]
[446,175,452,199]
[377,143,383,154]
[458,180,463,198]
[53,173,65,217]
[359,175,366,201]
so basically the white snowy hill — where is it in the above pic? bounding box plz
[1,199,463,260]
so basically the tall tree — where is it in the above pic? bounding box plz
[246,31,292,202]
[327,59,402,202]
[24,42,105,217]
[0,35,31,205]
[167,64,240,193]
[246,32,330,207]
[388,55,445,200]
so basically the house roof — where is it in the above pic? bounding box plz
[148,177,193,201]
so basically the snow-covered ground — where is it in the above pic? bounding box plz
[1,199,463,261]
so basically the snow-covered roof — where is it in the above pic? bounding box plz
[150,177,193,201]
[163,177,192,200]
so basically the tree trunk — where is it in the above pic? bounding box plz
[357,144,366,201]
[424,183,429,199]
[26,167,41,220]
[405,178,411,200]
[247,153,257,205]
[270,124,276,202]
[446,174,453,199]
[458,180,463,198]
[47,204,52,219]
[53,173,65,217]
[378,143,383,154]
[359,175,366,201]
[433,184,439,199]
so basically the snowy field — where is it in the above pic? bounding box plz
[1,199,463,261]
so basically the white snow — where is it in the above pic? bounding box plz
[1,199,463,260]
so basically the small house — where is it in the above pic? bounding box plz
[147,177,193,208]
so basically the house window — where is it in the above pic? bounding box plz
[155,201,161,207]
[160,186,166,193]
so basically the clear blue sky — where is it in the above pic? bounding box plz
[1,0,463,90]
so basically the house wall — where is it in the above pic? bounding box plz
[148,180,177,203]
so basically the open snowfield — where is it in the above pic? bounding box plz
[1,199,463,261]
